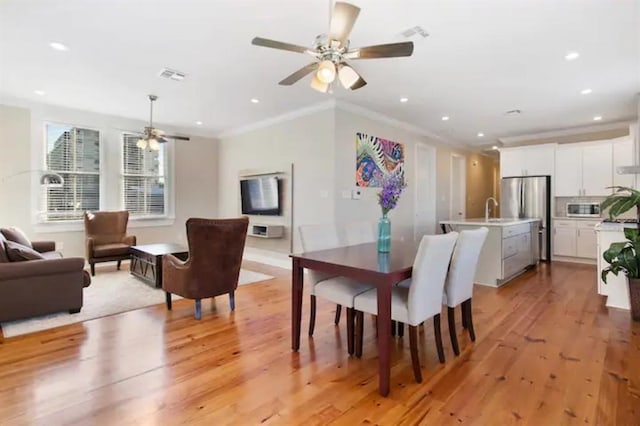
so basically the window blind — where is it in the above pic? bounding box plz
[43,124,100,221]
[122,134,166,216]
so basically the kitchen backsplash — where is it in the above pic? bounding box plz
[554,196,637,219]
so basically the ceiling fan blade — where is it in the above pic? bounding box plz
[329,2,360,46]
[251,37,309,54]
[163,135,190,141]
[279,63,318,85]
[347,41,414,59]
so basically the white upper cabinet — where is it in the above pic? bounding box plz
[612,137,635,189]
[582,143,613,196]
[554,140,613,197]
[500,144,555,178]
[554,145,582,196]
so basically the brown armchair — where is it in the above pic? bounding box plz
[162,217,249,319]
[84,210,136,276]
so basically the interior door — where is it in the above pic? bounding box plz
[450,154,466,220]
[414,144,437,239]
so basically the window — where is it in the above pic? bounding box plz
[43,123,100,221]
[122,133,167,217]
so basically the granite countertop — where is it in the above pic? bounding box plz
[552,216,603,221]
[440,218,541,227]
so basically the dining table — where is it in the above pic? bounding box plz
[290,240,420,397]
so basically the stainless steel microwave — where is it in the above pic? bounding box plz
[566,202,601,218]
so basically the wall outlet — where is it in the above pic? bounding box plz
[56,242,64,250]
[341,190,351,199]
[320,190,329,199]
[351,189,362,200]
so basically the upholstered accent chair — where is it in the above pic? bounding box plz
[354,232,458,383]
[443,227,488,355]
[162,217,249,320]
[84,211,136,276]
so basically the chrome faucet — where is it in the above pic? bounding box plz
[485,197,499,222]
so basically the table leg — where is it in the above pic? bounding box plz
[376,282,392,396]
[292,257,304,351]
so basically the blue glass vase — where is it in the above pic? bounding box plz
[378,212,391,253]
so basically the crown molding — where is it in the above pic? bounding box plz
[333,100,464,147]
[216,100,336,139]
[498,119,636,145]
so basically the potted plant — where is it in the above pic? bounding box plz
[600,186,640,321]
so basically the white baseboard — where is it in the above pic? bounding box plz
[243,247,291,270]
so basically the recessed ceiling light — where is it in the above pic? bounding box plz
[400,97,408,103]
[33,90,45,96]
[565,51,580,61]
[477,132,484,137]
[441,116,450,121]
[580,88,592,95]
[492,145,498,150]
[593,115,602,121]
[250,98,260,104]
[196,121,203,125]
[49,42,69,51]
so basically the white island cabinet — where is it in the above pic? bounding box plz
[440,218,541,287]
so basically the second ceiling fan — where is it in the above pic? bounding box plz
[251,1,414,93]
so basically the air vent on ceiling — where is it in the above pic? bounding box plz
[400,26,429,41]
[158,68,186,81]
[505,109,522,116]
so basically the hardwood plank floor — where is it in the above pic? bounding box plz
[0,260,638,424]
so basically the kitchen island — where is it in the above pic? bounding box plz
[440,218,542,287]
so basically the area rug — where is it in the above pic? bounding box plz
[1,268,273,338]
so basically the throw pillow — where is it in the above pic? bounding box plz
[1,227,32,248]
[5,240,45,262]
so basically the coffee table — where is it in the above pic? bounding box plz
[130,243,188,289]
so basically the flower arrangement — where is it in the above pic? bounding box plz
[377,173,407,215]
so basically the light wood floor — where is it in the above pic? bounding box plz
[0,261,638,425]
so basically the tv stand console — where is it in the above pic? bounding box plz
[248,224,284,239]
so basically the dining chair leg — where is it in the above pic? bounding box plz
[355,311,364,357]
[448,306,460,356]
[465,299,476,342]
[433,314,445,363]
[461,305,468,329]
[397,322,405,338]
[194,299,202,320]
[334,305,342,325]
[229,291,235,311]
[346,308,355,355]
[309,295,317,336]
[391,320,396,337]
[409,325,423,383]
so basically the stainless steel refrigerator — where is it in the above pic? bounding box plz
[500,175,551,261]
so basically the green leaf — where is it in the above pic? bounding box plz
[603,241,627,263]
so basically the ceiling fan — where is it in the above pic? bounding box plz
[136,94,190,151]
[251,1,414,93]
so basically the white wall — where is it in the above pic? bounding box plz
[217,103,467,254]
[0,101,218,258]
[217,108,336,253]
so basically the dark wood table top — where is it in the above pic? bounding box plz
[291,240,420,283]
[130,243,188,256]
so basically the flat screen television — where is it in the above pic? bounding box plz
[240,176,281,215]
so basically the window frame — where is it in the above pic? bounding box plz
[120,132,171,220]
[37,121,104,224]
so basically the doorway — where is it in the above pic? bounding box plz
[450,154,466,220]
[414,144,437,239]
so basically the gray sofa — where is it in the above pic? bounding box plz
[0,231,91,323]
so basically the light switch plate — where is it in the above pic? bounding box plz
[351,189,362,200]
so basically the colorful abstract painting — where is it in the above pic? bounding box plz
[356,132,405,187]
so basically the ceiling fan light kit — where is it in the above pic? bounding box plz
[137,94,190,150]
[251,1,414,93]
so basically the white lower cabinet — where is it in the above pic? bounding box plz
[553,219,599,259]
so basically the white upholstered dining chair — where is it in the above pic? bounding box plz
[443,227,488,355]
[298,224,374,355]
[353,232,459,383]
[343,221,376,246]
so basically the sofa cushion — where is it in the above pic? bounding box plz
[93,243,131,257]
[5,240,45,261]
[1,227,32,248]
[0,233,9,263]
[40,251,64,260]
